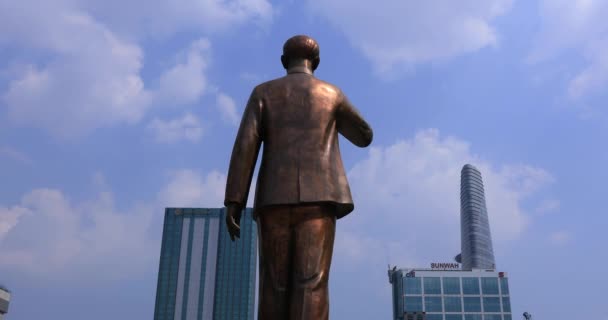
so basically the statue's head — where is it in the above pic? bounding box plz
[281,35,320,71]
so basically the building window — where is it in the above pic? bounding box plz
[481,278,499,295]
[426,314,443,320]
[425,296,443,312]
[404,277,422,295]
[445,314,463,320]
[502,297,511,312]
[424,277,442,294]
[484,314,502,320]
[443,277,461,294]
[464,314,482,320]
[499,278,509,295]
[483,297,501,312]
[444,296,462,312]
[462,278,480,294]
[404,313,426,320]
[404,296,423,312]
[463,297,481,312]
[503,314,512,320]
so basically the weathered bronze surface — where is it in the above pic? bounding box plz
[257,204,335,319]
[224,35,373,320]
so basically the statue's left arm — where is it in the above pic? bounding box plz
[224,87,263,210]
[336,91,373,147]
[224,87,263,240]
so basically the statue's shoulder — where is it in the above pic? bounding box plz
[313,77,343,97]
[252,76,287,93]
[253,76,342,98]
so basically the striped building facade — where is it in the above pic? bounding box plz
[154,208,257,320]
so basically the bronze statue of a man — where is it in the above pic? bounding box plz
[224,35,373,320]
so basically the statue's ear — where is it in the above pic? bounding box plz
[312,56,320,71]
[281,55,289,69]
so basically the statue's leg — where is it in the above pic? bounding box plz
[257,206,292,320]
[290,204,336,320]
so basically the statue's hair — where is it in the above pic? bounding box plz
[283,35,320,61]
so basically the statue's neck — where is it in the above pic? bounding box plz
[287,59,314,75]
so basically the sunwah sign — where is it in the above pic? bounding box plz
[430,262,460,270]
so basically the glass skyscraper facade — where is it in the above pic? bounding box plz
[154,208,257,320]
[388,269,512,320]
[0,286,9,320]
[460,164,496,270]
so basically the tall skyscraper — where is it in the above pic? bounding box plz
[388,164,511,320]
[0,285,10,320]
[154,208,257,320]
[459,164,495,270]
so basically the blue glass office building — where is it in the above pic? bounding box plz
[0,286,9,320]
[388,269,512,320]
[154,208,257,320]
[460,164,496,270]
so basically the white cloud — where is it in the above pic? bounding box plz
[157,39,210,105]
[549,231,572,246]
[1,6,151,139]
[0,187,158,278]
[81,0,274,38]
[0,168,254,279]
[306,0,513,74]
[341,129,553,266]
[216,92,241,125]
[0,0,273,44]
[0,146,33,165]
[0,205,29,241]
[529,0,608,98]
[535,199,561,215]
[0,0,273,138]
[568,39,608,98]
[158,169,256,208]
[0,169,259,279]
[158,169,227,208]
[147,113,205,143]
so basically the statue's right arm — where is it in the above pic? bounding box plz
[336,91,373,148]
[224,87,263,208]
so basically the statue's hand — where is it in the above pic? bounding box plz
[226,203,242,241]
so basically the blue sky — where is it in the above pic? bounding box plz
[1,0,607,319]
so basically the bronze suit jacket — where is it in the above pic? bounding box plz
[224,69,373,219]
